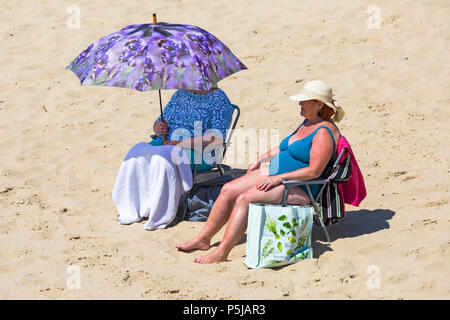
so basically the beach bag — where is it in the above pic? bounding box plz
[244,203,313,269]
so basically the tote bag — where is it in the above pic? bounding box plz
[244,203,313,269]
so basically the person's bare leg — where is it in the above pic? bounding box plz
[175,169,268,252]
[194,185,311,264]
[194,185,310,264]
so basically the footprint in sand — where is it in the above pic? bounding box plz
[425,199,448,208]
[0,187,13,195]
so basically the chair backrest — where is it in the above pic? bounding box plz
[191,104,240,178]
[312,147,351,203]
[316,150,352,223]
[220,104,240,160]
[325,137,352,183]
[329,153,352,183]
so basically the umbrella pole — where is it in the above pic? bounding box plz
[158,89,166,143]
[153,13,166,143]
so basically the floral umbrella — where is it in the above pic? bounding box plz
[67,22,247,91]
[67,16,246,142]
[69,19,246,89]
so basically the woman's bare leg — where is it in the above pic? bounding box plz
[194,185,311,264]
[175,169,268,251]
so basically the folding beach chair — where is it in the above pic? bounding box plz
[279,143,352,242]
[177,104,241,221]
[191,104,241,182]
[151,104,240,181]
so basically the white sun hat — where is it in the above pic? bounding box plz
[290,80,345,122]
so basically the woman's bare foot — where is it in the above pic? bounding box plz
[194,249,228,264]
[175,237,210,252]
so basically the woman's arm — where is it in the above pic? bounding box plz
[257,129,335,191]
[164,132,224,148]
[258,146,281,163]
[152,90,182,137]
[284,128,335,180]
[248,146,281,172]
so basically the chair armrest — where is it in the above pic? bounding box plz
[280,179,330,209]
[190,142,227,151]
[282,179,329,188]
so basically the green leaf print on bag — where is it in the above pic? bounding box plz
[261,239,274,260]
[265,216,280,240]
[264,213,309,259]
[293,216,310,251]
[277,242,283,251]
[268,260,283,265]
[295,251,309,261]
[249,204,313,268]
[283,222,292,229]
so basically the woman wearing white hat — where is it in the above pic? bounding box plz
[176,80,345,264]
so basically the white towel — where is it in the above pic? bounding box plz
[112,142,193,230]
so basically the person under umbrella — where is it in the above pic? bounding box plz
[66,20,246,230]
[113,84,234,230]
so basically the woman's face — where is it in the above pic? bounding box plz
[299,100,322,118]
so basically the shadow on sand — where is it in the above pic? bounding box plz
[311,208,395,258]
[172,208,395,269]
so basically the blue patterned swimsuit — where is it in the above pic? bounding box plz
[268,120,336,199]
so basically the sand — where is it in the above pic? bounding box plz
[0,0,449,299]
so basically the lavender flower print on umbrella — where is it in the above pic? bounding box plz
[67,22,247,91]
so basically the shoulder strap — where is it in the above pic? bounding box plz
[314,126,336,151]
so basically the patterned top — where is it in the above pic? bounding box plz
[154,88,234,143]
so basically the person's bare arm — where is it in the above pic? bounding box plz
[163,133,223,148]
[256,129,334,191]
[280,129,334,182]
[248,146,281,172]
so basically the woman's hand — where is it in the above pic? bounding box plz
[153,120,168,136]
[248,158,261,172]
[256,175,283,192]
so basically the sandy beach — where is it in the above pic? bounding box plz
[0,0,449,299]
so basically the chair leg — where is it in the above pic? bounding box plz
[193,164,198,180]
[281,187,289,207]
[217,164,225,176]
[316,212,331,243]
[305,185,332,243]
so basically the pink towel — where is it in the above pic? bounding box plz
[337,136,367,210]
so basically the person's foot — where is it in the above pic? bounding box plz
[175,237,210,252]
[194,249,228,264]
